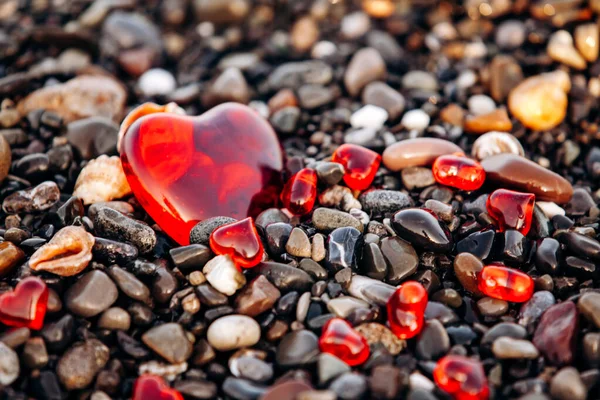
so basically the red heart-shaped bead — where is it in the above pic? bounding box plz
[318,318,370,366]
[120,103,283,245]
[133,375,183,400]
[0,276,48,330]
[209,217,264,268]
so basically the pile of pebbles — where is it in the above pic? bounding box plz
[1,0,600,399]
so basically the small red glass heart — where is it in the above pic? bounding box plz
[319,318,370,366]
[120,103,284,245]
[331,144,381,191]
[281,168,317,216]
[0,276,48,330]
[209,217,263,268]
[133,375,183,400]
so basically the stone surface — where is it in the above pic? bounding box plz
[65,270,118,317]
[344,48,386,97]
[533,301,578,365]
[56,339,110,390]
[207,315,261,351]
[234,275,281,317]
[382,138,462,172]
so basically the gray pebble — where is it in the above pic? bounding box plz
[276,330,320,367]
[94,207,156,253]
[316,162,345,186]
[65,270,118,317]
[359,190,412,216]
[312,208,363,232]
[0,342,19,385]
[190,216,236,245]
[97,307,131,331]
[3,181,60,214]
[492,337,539,359]
[57,339,109,390]
[329,372,368,400]
[142,323,193,363]
[108,265,151,303]
[550,367,587,400]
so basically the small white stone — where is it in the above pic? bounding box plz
[537,201,566,219]
[456,70,477,89]
[203,255,246,296]
[350,105,388,129]
[312,41,337,59]
[344,128,377,146]
[402,71,438,91]
[296,291,311,322]
[327,296,370,318]
[340,12,370,39]
[138,68,177,97]
[249,101,269,119]
[468,94,496,116]
[0,342,19,385]
[349,208,369,226]
[401,109,430,132]
[138,361,188,381]
[410,372,435,391]
[207,315,261,351]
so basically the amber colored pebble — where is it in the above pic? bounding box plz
[486,189,535,235]
[575,23,599,62]
[434,355,490,400]
[508,71,569,131]
[480,154,573,204]
[319,318,370,366]
[440,104,465,127]
[280,168,318,215]
[382,138,463,172]
[362,0,395,18]
[0,277,49,330]
[133,375,183,400]
[386,281,428,339]
[464,108,512,134]
[209,217,264,268]
[477,264,534,303]
[0,241,25,277]
[331,144,381,191]
[432,154,485,191]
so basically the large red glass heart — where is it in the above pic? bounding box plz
[133,375,183,400]
[120,103,284,245]
[0,277,48,330]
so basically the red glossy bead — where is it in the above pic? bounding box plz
[120,103,283,245]
[386,281,428,339]
[0,277,48,330]
[432,154,486,191]
[319,318,370,366]
[486,189,535,235]
[331,144,381,191]
[477,264,534,303]
[133,375,183,400]
[280,168,318,215]
[209,217,263,268]
[433,355,490,400]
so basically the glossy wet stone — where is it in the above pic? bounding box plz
[331,144,381,191]
[434,355,489,400]
[533,301,578,365]
[265,222,292,258]
[169,244,212,274]
[276,330,320,367]
[492,337,539,359]
[207,315,260,351]
[65,270,118,317]
[456,230,495,261]
[518,290,555,331]
[550,367,587,400]
[392,208,453,252]
[415,319,450,360]
[209,217,263,268]
[281,168,317,215]
[361,242,387,280]
[234,275,281,317]
[380,237,418,284]
[0,277,48,330]
[257,262,314,292]
[0,241,25,277]
[319,318,370,366]
[556,231,600,261]
[486,189,535,235]
[497,230,531,265]
[477,265,534,303]
[326,227,363,272]
[480,154,573,204]
[534,238,561,275]
[382,138,463,172]
[121,103,283,245]
[432,154,485,191]
[387,281,428,339]
[453,253,484,295]
[579,292,600,328]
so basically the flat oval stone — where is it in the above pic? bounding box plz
[65,270,118,317]
[380,237,418,285]
[481,154,573,203]
[382,138,463,172]
[391,208,453,252]
[207,315,260,351]
[276,330,320,367]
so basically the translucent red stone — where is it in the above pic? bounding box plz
[386,281,428,339]
[0,277,48,330]
[331,144,381,191]
[120,103,283,245]
[319,318,370,366]
[486,189,535,235]
[434,355,490,400]
[477,264,534,303]
[432,154,486,191]
[133,375,183,400]
[209,217,263,268]
[280,168,318,215]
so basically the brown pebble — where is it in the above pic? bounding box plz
[508,71,569,131]
[575,23,599,62]
[481,154,574,203]
[0,135,10,183]
[291,16,319,53]
[29,226,94,277]
[464,108,512,134]
[488,55,523,102]
[382,138,463,171]
[0,241,25,277]
[453,253,484,295]
[268,89,298,114]
[3,181,60,214]
[234,275,281,317]
[266,320,289,341]
[362,0,395,18]
[477,297,509,317]
[344,47,386,97]
[439,104,465,127]
[262,380,313,400]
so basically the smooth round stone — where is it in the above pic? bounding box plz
[492,337,539,359]
[222,377,267,399]
[329,373,368,400]
[141,323,193,363]
[415,319,450,360]
[318,353,351,384]
[276,330,320,367]
[532,301,577,365]
[402,71,438,91]
[327,296,370,319]
[350,105,388,129]
[579,293,600,328]
[382,138,463,172]
[518,290,555,329]
[477,297,508,317]
[231,356,273,383]
[207,315,260,351]
[0,342,19,385]
[380,237,418,285]
[583,333,600,367]
[534,238,561,275]
[481,322,527,345]
[481,154,574,203]
[401,110,430,132]
[344,47,386,97]
[138,69,176,97]
[65,270,118,317]
[550,367,587,400]
[453,253,484,295]
[57,339,109,390]
[495,20,526,49]
[468,95,496,116]
[471,131,524,161]
[575,23,599,62]
[362,81,405,119]
[97,307,131,331]
[391,208,453,252]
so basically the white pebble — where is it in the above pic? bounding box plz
[203,255,246,296]
[468,95,496,116]
[207,315,261,351]
[340,12,370,39]
[296,291,311,322]
[401,109,430,132]
[0,342,19,385]
[456,70,477,89]
[410,372,435,391]
[350,105,388,129]
[138,361,188,381]
[537,201,566,219]
[312,41,337,59]
[138,68,177,97]
[344,128,377,146]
